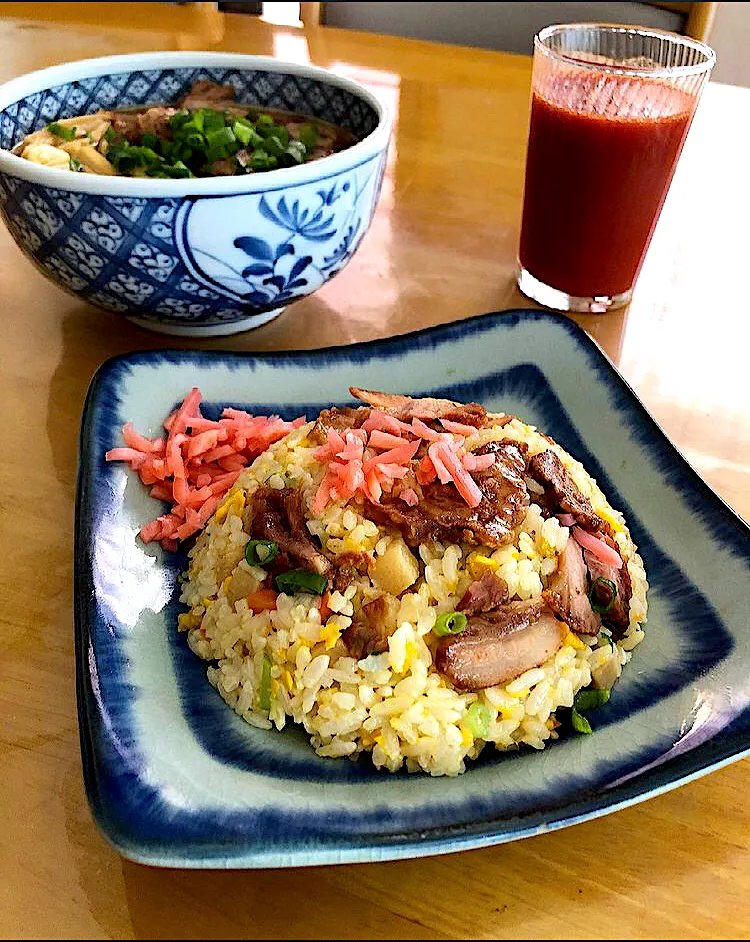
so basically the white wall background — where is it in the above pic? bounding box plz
[710,2,750,86]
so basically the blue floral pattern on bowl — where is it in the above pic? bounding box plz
[174,156,384,306]
[0,58,389,334]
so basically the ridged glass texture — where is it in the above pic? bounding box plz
[534,23,715,116]
[517,24,715,314]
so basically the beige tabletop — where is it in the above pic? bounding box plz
[1,5,749,939]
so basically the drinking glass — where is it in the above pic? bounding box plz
[517,23,715,313]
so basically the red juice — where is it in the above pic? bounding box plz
[519,72,695,298]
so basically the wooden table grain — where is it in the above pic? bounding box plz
[1,7,748,940]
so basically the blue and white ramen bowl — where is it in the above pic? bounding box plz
[0,52,390,336]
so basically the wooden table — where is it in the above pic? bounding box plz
[2,6,749,940]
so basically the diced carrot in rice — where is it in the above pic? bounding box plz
[319,591,332,622]
[245,589,279,613]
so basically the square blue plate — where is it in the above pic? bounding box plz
[75,309,750,867]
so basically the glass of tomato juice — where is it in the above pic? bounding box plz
[517,24,715,313]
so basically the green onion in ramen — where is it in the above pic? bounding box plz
[13,80,354,178]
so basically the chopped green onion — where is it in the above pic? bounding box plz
[249,150,278,171]
[206,125,235,149]
[47,121,76,141]
[69,157,83,172]
[283,140,306,165]
[261,134,285,158]
[275,568,328,596]
[170,143,196,164]
[107,139,168,173]
[159,160,193,178]
[232,118,262,147]
[433,611,468,636]
[573,687,610,713]
[52,104,320,180]
[570,685,610,735]
[466,702,491,739]
[181,112,205,135]
[169,112,191,132]
[201,109,227,134]
[205,146,229,165]
[253,117,281,140]
[182,132,204,151]
[589,577,617,614]
[140,146,162,165]
[232,123,251,146]
[245,539,279,567]
[299,123,319,149]
[258,653,272,712]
